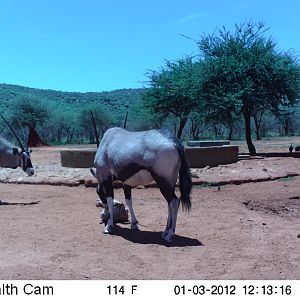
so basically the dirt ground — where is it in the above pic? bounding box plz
[0,141,300,280]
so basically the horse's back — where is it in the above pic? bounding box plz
[95,128,180,184]
[100,128,177,159]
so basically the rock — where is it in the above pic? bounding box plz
[95,199,101,207]
[85,179,97,187]
[100,200,129,224]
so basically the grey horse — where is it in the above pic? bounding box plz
[91,127,192,242]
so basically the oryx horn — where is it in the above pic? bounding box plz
[90,110,100,148]
[0,113,25,152]
[17,120,28,150]
[123,111,128,129]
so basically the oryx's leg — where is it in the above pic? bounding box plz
[102,177,114,234]
[165,198,180,242]
[151,173,179,242]
[123,185,139,230]
[96,183,106,207]
[162,204,172,239]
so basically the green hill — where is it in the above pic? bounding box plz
[1,82,299,145]
[0,83,149,144]
[0,83,144,114]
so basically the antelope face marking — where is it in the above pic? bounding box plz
[21,150,34,176]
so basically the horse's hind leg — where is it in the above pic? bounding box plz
[123,185,139,229]
[163,198,180,242]
[152,173,179,242]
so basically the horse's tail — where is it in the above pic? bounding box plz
[175,139,192,212]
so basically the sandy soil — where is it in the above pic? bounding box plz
[0,144,300,280]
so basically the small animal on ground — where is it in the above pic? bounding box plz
[90,127,192,242]
[295,145,300,152]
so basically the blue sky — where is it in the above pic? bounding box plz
[0,0,299,92]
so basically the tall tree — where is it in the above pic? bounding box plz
[11,97,50,147]
[144,57,200,138]
[198,21,300,155]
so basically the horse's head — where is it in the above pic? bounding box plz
[11,147,34,176]
[20,148,34,176]
[90,167,107,206]
[95,179,110,225]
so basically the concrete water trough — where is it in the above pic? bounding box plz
[60,149,96,168]
[60,144,239,169]
[187,140,230,147]
[184,140,238,167]
[185,145,239,168]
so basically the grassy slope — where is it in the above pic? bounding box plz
[0,83,144,115]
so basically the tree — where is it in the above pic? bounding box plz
[127,102,163,131]
[188,112,204,140]
[198,21,300,155]
[144,57,200,139]
[78,105,112,144]
[273,107,296,136]
[10,97,50,147]
[252,107,266,140]
[46,113,76,144]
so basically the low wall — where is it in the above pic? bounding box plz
[250,152,300,158]
[60,145,239,169]
[187,140,230,147]
[60,149,96,168]
[185,145,239,168]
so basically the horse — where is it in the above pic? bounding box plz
[91,127,192,242]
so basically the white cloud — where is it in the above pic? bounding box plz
[179,13,207,24]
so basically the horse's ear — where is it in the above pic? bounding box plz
[13,148,18,155]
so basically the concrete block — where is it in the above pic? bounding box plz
[187,140,230,147]
[61,145,239,169]
[60,149,96,168]
[185,145,239,168]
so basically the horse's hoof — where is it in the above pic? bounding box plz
[163,231,174,242]
[162,230,168,239]
[103,224,113,234]
[131,221,139,230]
[163,236,173,243]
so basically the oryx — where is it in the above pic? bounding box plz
[0,114,34,176]
[91,127,192,242]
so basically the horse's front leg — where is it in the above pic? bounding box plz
[102,177,114,234]
[123,185,139,229]
[103,197,114,233]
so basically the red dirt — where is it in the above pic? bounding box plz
[0,144,300,280]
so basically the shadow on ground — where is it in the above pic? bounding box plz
[111,225,203,247]
[0,200,40,206]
